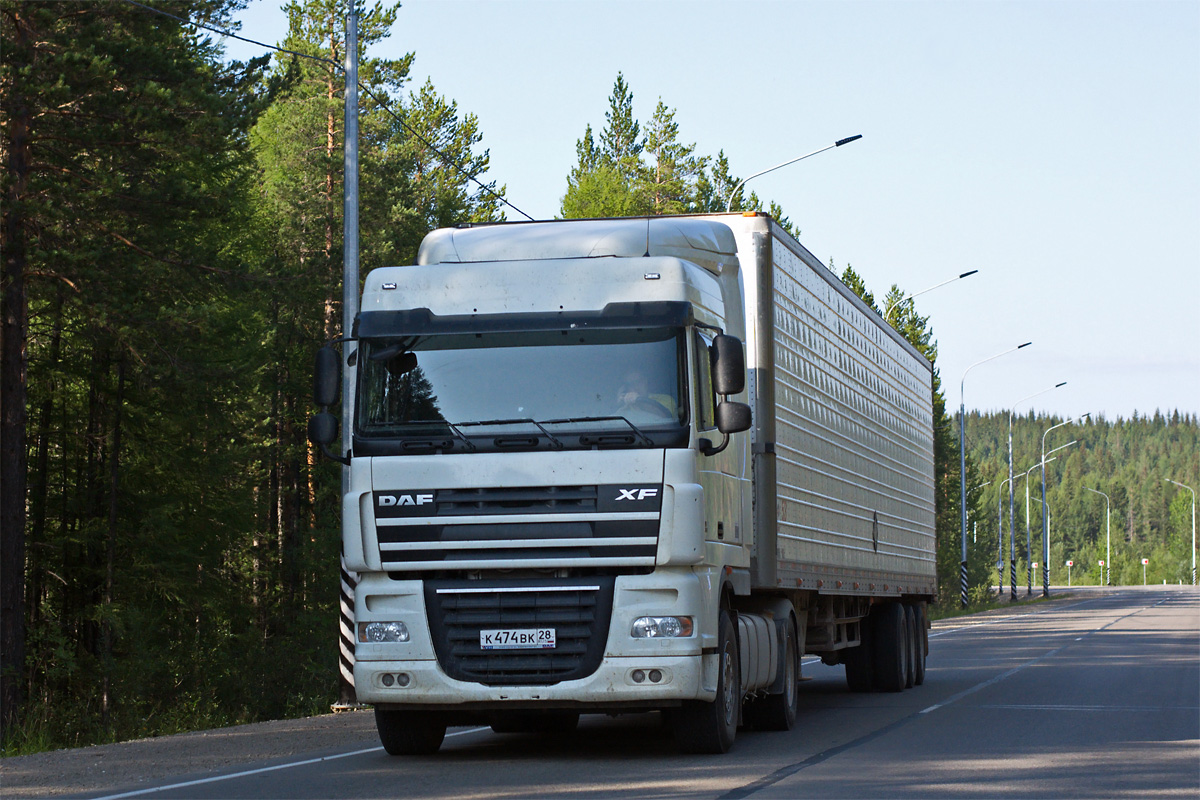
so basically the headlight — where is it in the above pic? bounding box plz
[631,616,693,638]
[359,621,410,643]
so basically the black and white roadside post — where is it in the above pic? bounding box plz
[1164,479,1195,586]
[959,342,1032,606]
[336,1,360,710]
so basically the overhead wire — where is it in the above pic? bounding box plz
[119,0,534,221]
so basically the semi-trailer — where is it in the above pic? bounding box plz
[310,212,937,754]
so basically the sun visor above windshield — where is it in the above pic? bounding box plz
[417,218,739,276]
[356,300,694,338]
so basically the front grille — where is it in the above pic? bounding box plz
[424,577,615,686]
[374,483,663,573]
[436,486,597,516]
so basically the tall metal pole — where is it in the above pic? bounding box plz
[1007,413,1017,600]
[997,476,1011,595]
[1084,488,1110,586]
[1165,479,1196,585]
[336,1,360,709]
[1008,382,1066,598]
[959,342,1032,606]
[1041,413,1087,596]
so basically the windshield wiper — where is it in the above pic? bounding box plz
[444,420,477,452]
[541,416,655,447]
[454,418,564,450]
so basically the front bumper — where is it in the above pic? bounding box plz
[353,569,717,709]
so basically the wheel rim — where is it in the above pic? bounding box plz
[721,642,736,727]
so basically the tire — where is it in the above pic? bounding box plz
[910,603,927,686]
[489,711,580,735]
[744,618,798,731]
[844,616,874,692]
[903,604,916,689]
[870,602,908,693]
[672,610,740,753]
[375,709,447,755]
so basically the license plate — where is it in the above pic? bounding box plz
[479,628,556,650]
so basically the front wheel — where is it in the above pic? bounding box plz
[672,610,740,753]
[375,709,446,755]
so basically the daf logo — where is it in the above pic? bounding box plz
[615,488,659,502]
[378,493,434,507]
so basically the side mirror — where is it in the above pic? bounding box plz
[308,412,348,465]
[701,401,753,457]
[314,346,341,407]
[710,334,745,396]
[308,412,338,446]
[716,401,752,434]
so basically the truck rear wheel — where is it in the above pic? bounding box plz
[744,617,798,731]
[375,709,447,755]
[672,610,739,753]
[909,603,926,686]
[870,602,909,693]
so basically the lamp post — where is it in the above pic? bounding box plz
[997,475,1023,596]
[884,270,980,323]
[959,342,1033,606]
[1009,382,1067,598]
[726,135,862,211]
[1084,487,1111,586]
[1165,479,1196,585]
[1041,413,1089,596]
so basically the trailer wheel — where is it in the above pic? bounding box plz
[672,610,739,753]
[909,604,926,686]
[745,617,798,731]
[870,602,908,693]
[844,616,874,692]
[375,709,446,755]
[903,604,916,689]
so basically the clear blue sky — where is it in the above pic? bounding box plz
[225,0,1200,422]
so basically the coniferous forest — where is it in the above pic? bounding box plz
[2,1,1196,754]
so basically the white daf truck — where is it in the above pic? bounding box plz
[310,213,937,755]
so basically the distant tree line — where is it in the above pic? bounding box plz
[960,411,1198,587]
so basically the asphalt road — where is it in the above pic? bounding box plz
[74,586,1199,799]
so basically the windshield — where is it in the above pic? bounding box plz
[355,327,686,452]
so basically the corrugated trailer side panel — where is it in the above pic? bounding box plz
[769,231,936,591]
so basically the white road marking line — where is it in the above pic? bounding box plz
[92,727,491,799]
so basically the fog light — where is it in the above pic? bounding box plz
[649,669,663,683]
[632,670,646,683]
[396,673,411,687]
[359,621,410,643]
[381,673,394,687]
[631,616,694,638]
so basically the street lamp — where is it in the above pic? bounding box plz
[1041,412,1089,596]
[1084,487,1111,586]
[997,474,1025,596]
[1165,479,1196,585]
[1008,382,1067,598]
[884,270,979,322]
[959,342,1033,606]
[726,135,863,211]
